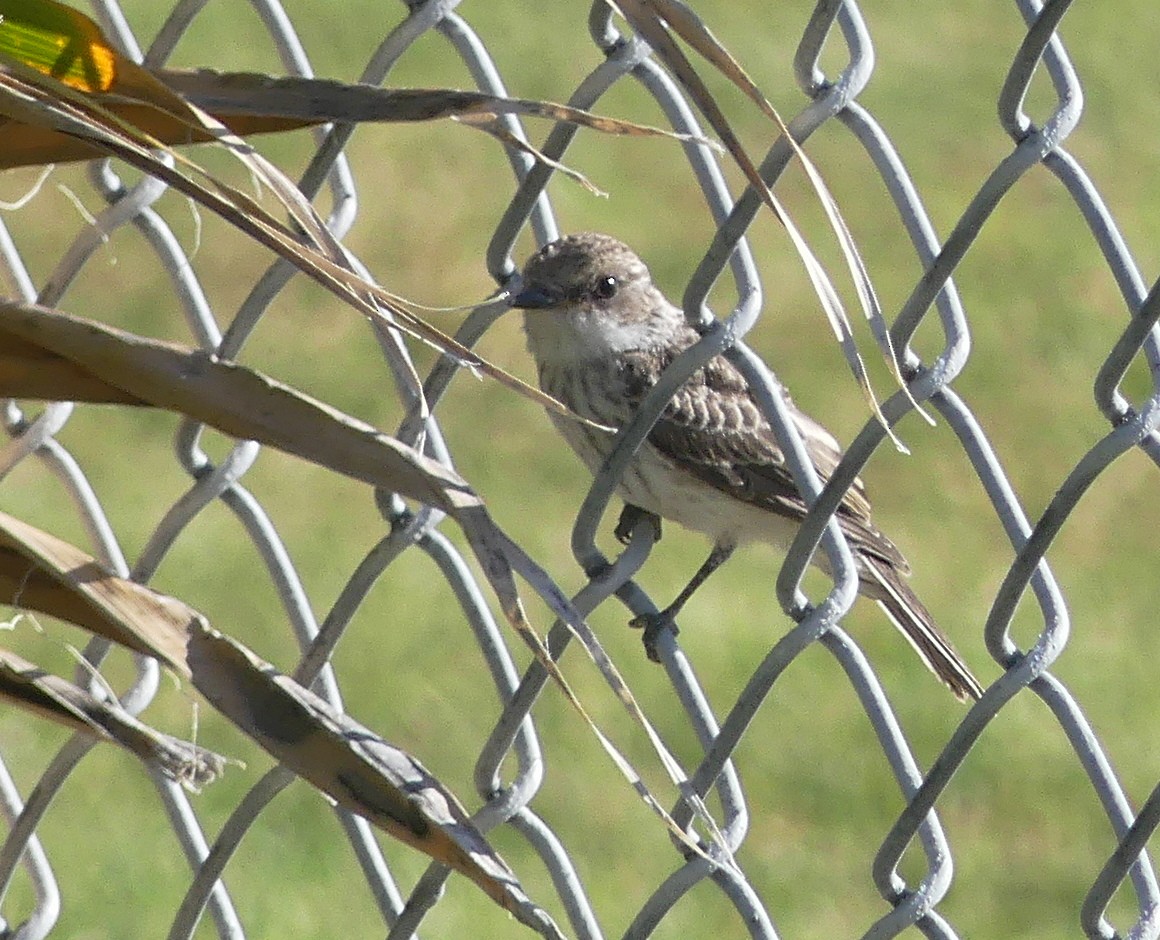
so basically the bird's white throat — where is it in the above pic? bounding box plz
[522,300,680,364]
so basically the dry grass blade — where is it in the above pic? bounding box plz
[0,647,227,790]
[614,0,928,443]
[0,511,194,673]
[161,69,720,143]
[456,113,608,196]
[0,72,720,168]
[0,324,139,404]
[187,624,566,939]
[1,0,725,869]
[0,62,608,432]
[0,303,481,513]
[0,510,562,936]
[0,305,696,855]
[461,516,735,869]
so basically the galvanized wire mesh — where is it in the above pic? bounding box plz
[2,0,1159,938]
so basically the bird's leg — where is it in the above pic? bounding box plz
[588,505,663,584]
[615,503,662,545]
[631,541,736,662]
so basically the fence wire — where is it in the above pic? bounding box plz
[1,0,1159,938]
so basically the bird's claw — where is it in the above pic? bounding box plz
[615,504,663,546]
[629,610,678,662]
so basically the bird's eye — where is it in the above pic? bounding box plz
[592,275,619,301]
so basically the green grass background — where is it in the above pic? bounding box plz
[3,1,1160,938]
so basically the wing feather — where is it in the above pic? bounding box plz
[620,344,908,571]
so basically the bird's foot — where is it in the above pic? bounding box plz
[615,504,662,546]
[629,609,679,663]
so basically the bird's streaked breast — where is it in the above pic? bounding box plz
[535,358,798,547]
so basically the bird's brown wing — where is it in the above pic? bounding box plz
[620,344,983,701]
[620,347,908,570]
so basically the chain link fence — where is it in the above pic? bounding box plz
[2,0,1159,937]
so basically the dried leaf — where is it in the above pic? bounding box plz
[0,647,226,789]
[0,4,713,170]
[0,511,194,673]
[0,302,480,514]
[456,113,607,196]
[0,513,563,937]
[456,512,732,869]
[161,68,716,141]
[614,0,925,443]
[0,67,606,430]
[0,309,678,845]
[1,0,724,872]
[187,624,565,939]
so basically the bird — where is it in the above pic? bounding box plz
[508,231,983,701]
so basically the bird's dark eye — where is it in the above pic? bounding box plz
[592,275,619,301]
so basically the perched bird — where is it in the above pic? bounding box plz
[509,232,982,701]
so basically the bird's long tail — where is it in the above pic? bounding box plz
[858,554,984,702]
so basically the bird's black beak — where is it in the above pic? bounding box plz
[508,283,559,309]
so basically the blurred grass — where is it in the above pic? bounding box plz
[2,1,1160,938]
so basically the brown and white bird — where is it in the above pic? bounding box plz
[509,232,982,701]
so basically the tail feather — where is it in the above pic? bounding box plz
[858,554,983,702]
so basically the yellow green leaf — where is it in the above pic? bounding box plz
[0,0,116,92]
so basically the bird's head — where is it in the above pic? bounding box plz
[510,232,681,362]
